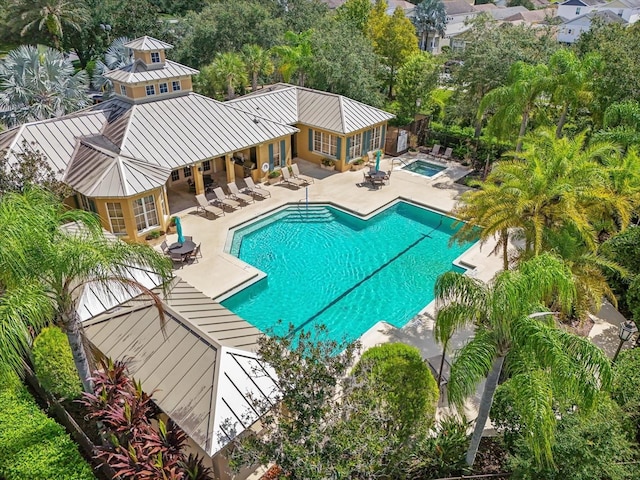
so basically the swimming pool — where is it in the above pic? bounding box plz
[402,160,446,177]
[222,202,473,343]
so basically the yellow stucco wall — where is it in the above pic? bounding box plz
[126,76,193,101]
[132,49,166,65]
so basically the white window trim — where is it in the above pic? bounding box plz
[348,133,362,161]
[159,82,168,94]
[120,85,126,96]
[371,125,383,151]
[313,131,338,158]
[106,202,127,236]
[273,142,282,167]
[151,52,161,63]
[133,196,159,233]
[172,80,181,91]
[146,84,156,96]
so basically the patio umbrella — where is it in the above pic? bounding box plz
[175,216,185,244]
[375,149,381,172]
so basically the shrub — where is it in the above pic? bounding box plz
[612,347,640,440]
[268,169,281,178]
[32,326,83,400]
[352,343,439,435]
[321,158,336,167]
[0,371,95,480]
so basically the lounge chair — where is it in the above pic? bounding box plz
[291,164,314,184]
[227,182,255,204]
[244,177,271,198]
[280,167,306,188]
[431,144,441,156]
[441,147,453,160]
[195,194,224,218]
[212,187,241,210]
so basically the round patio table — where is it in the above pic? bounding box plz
[167,240,196,255]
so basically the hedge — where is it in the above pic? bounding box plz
[32,326,83,400]
[0,372,95,480]
[353,343,439,433]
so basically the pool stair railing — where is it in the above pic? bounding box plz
[392,157,411,167]
[282,205,335,223]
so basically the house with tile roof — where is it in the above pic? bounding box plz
[0,36,393,243]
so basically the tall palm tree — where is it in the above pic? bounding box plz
[0,45,90,128]
[547,49,599,138]
[0,188,173,391]
[241,44,274,93]
[92,37,132,96]
[434,253,612,467]
[210,52,246,100]
[270,30,313,86]
[18,0,90,50]
[479,61,550,152]
[594,100,640,150]
[412,0,447,51]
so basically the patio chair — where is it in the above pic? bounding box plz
[170,252,186,268]
[441,147,453,160]
[431,144,441,157]
[280,167,306,188]
[195,194,224,218]
[187,178,196,192]
[160,240,169,254]
[212,187,241,210]
[291,163,314,184]
[187,243,202,263]
[227,182,255,204]
[244,177,271,198]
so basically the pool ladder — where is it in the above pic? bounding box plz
[283,205,334,223]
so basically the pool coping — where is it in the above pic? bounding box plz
[393,157,449,182]
[214,198,479,304]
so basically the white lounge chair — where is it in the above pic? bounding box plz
[227,182,255,204]
[431,144,441,156]
[441,147,453,160]
[212,187,241,210]
[195,194,224,218]
[244,177,271,198]
[291,163,314,184]
[281,167,306,188]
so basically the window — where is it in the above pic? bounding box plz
[172,80,181,91]
[159,187,167,219]
[272,142,282,167]
[171,170,180,182]
[313,131,338,157]
[133,195,159,232]
[145,84,156,96]
[151,52,160,63]
[159,83,168,94]
[371,125,383,150]
[575,7,581,14]
[77,194,96,213]
[120,85,127,96]
[348,133,362,161]
[202,160,211,171]
[106,202,127,235]
[183,166,192,177]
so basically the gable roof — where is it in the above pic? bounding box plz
[104,59,199,84]
[124,36,174,51]
[444,0,478,15]
[228,84,394,135]
[563,8,627,23]
[83,278,276,456]
[63,137,171,198]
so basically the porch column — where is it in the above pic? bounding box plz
[225,154,235,183]
[193,163,205,195]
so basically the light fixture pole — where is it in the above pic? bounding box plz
[612,320,638,363]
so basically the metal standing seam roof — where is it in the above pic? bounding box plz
[83,278,277,456]
[63,137,171,198]
[228,84,394,135]
[124,36,174,51]
[104,59,199,84]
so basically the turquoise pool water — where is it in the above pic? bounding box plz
[402,160,446,177]
[222,202,473,343]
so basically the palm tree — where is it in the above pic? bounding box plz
[270,30,313,86]
[547,49,599,138]
[0,188,173,391]
[479,61,550,152]
[92,37,132,96]
[412,0,447,51]
[434,253,612,466]
[241,44,274,93]
[594,100,640,150]
[18,0,90,50]
[210,52,246,100]
[0,45,90,128]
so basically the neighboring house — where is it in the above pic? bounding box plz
[83,277,278,480]
[557,0,609,20]
[0,36,393,243]
[321,0,416,15]
[423,0,479,53]
[602,0,640,21]
[557,9,626,42]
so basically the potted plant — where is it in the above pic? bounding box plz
[267,169,282,185]
[145,230,163,244]
[321,158,336,171]
[166,217,176,234]
[351,157,366,171]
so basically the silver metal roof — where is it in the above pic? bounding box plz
[63,137,171,198]
[104,59,199,84]
[124,36,174,51]
[228,84,394,135]
[83,278,277,455]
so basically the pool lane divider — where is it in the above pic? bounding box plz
[290,232,431,337]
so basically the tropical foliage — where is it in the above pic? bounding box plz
[16,0,90,50]
[92,36,132,95]
[32,326,83,400]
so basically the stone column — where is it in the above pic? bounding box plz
[225,154,235,183]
